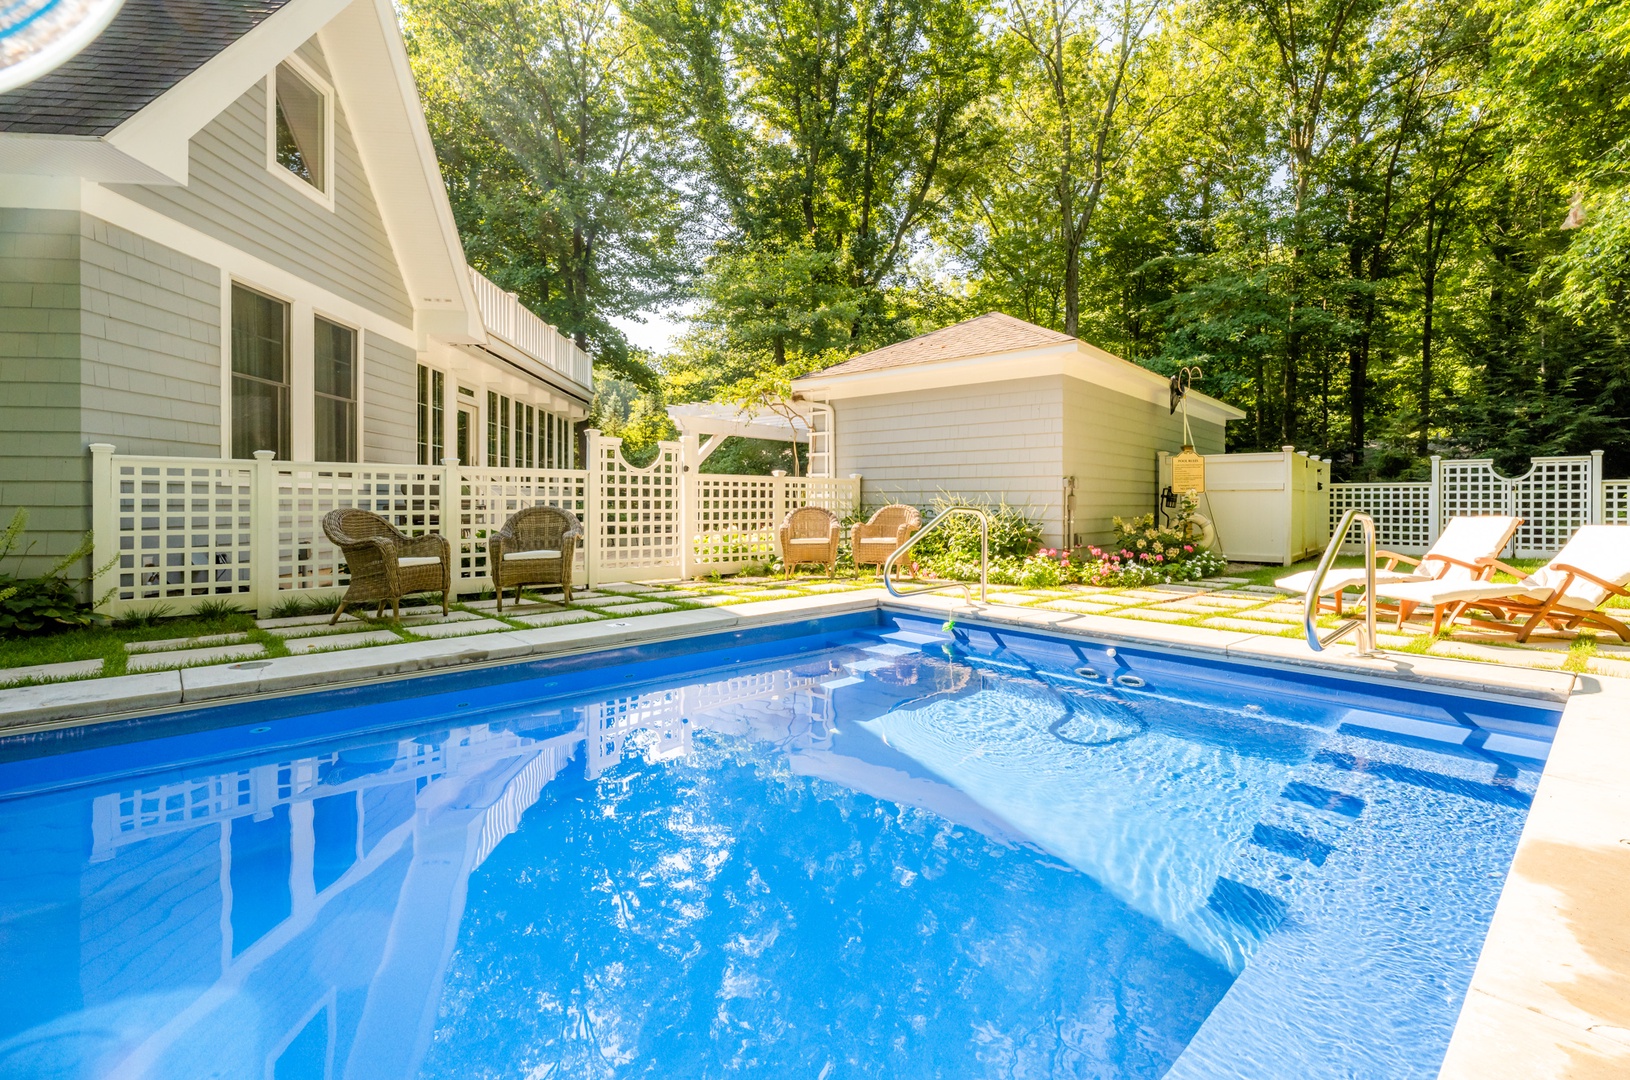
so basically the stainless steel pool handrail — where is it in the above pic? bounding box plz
[1303,508,1379,657]
[883,507,988,604]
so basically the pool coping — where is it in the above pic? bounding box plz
[0,589,1622,1076]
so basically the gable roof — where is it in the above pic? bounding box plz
[0,0,293,136]
[809,312,1074,378]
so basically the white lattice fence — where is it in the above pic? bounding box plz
[1327,482,1434,554]
[1605,480,1630,525]
[1330,453,1623,559]
[454,467,587,585]
[691,473,780,574]
[587,433,682,583]
[272,462,447,598]
[100,456,259,606]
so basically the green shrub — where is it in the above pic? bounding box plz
[0,508,111,636]
[911,494,1043,564]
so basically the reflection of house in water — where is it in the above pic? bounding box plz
[4,663,838,1080]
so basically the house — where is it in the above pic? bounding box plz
[790,312,1245,548]
[0,0,591,576]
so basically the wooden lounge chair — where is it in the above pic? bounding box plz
[1374,524,1630,641]
[778,506,840,577]
[850,503,922,569]
[322,508,451,624]
[488,505,582,611]
[1276,515,1521,615]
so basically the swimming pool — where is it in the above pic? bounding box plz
[0,609,1558,1079]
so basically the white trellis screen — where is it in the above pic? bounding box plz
[88,438,860,616]
[1330,452,1621,558]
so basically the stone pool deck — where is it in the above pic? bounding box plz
[0,575,1625,1077]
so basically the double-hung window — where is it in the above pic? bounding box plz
[314,318,357,462]
[231,285,290,459]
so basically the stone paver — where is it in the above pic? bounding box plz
[511,610,602,628]
[798,582,860,593]
[256,612,360,629]
[463,597,566,613]
[595,582,655,594]
[639,589,701,599]
[597,602,679,617]
[1041,600,1123,614]
[572,595,640,607]
[1119,607,1194,623]
[1427,640,1569,669]
[1203,617,1300,636]
[1586,655,1630,679]
[284,630,402,654]
[0,658,105,684]
[1592,640,1630,657]
[687,596,740,606]
[407,618,513,638]
[263,622,376,639]
[1115,589,1186,603]
[126,632,250,653]
[127,643,265,671]
[1187,595,1263,610]
[398,610,484,626]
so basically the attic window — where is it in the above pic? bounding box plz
[272,61,329,197]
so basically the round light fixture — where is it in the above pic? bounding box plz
[1,0,124,94]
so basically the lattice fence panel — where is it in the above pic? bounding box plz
[108,458,258,609]
[274,464,446,597]
[1327,482,1433,553]
[454,467,588,586]
[1605,480,1630,525]
[692,474,779,573]
[590,436,681,581]
[1508,458,1593,557]
[784,476,862,518]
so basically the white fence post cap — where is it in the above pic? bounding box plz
[253,450,276,461]
[89,443,115,454]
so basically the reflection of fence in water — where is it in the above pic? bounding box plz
[89,727,535,860]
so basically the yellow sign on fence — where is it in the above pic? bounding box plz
[1172,446,1206,494]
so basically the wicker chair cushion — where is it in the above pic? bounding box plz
[858,537,900,544]
[787,537,832,546]
[398,556,443,568]
[501,549,562,561]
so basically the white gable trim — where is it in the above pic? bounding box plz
[103,0,353,184]
[793,340,1245,426]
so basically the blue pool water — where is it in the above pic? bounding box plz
[0,611,1558,1079]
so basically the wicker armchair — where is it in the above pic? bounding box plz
[778,506,840,577]
[488,506,583,610]
[321,508,451,624]
[850,503,922,569]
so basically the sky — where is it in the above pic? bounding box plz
[612,310,690,354]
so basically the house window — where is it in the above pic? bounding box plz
[314,318,356,462]
[416,366,445,466]
[273,61,328,195]
[230,284,290,459]
[487,391,498,466]
[498,396,512,467]
[542,412,553,468]
[522,405,535,468]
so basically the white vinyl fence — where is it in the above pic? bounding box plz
[1329,451,1628,558]
[90,431,860,617]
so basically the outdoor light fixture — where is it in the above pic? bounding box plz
[0,0,122,94]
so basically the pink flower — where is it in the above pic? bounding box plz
[1183,545,1194,553]
[1155,554,1165,562]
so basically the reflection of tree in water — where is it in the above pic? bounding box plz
[420,735,1231,1079]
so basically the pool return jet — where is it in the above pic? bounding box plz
[1301,508,1380,657]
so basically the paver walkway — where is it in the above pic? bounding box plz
[2,572,1624,689]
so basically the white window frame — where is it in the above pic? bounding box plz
[265,54,337,211]
[221,275,367,462]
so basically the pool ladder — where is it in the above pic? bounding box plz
[1303,508,1380,657]
[883,507,989,604]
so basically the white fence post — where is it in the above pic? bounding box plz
[442,456,461,595]
[1428,455,1443,542]
[251,450,278,616]
[1590,449,1605,525]
[88,443,117,603]
[584,429,603,588]
[679,434,699,580]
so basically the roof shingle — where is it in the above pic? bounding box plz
[807,312,1074,378]
[0,0,292,136]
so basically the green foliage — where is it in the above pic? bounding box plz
[0,508,108,636]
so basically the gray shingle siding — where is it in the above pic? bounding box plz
[0,208,87,577]
[110,38,414,326]
[364,335,416,463]
[80,217,223,457]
